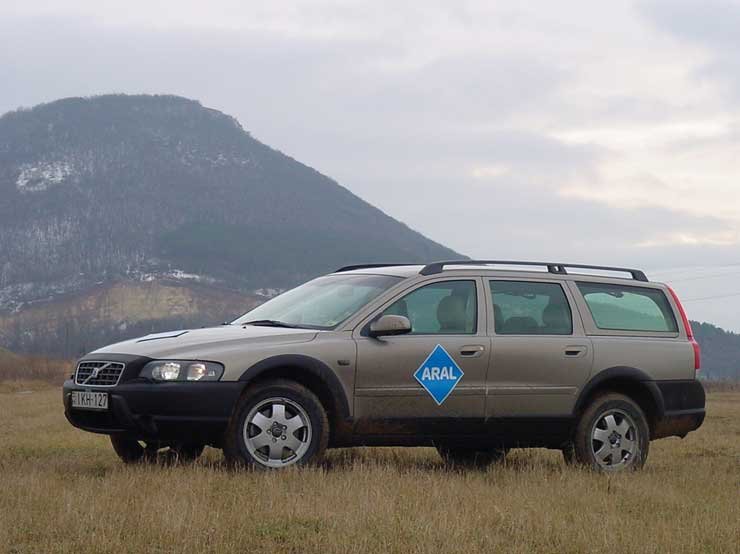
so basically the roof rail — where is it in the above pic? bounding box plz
[419,260,648,282]
[334,263,420,273]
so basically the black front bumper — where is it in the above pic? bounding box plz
[653,379,706,439]
[63,379,246,445]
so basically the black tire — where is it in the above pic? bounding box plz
[571,393,650,472]
[110,436,151,464]
[110,436,204,464]
[436,444,508,468]
[223,379,329,469]
[170,443,205,463]
[561,442,577,465]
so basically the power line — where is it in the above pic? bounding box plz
[647,263,740,276]
[668,270,740,283]
[682,291,740,303]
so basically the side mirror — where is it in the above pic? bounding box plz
[369,315,412,338]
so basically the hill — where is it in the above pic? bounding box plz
[692,321,740,381]
[1,94,738,378]
[0,94,459,356]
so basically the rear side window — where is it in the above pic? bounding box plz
[577,282,678,332]
[490,281,573,335]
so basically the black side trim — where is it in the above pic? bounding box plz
[238,354,351,420]
[573,366,665,417]
[656,380,705,413]
[349,417,574,448]
[653,411,704,439]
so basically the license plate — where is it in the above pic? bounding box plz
[71,391,108,411]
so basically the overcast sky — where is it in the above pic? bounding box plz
[1,0,739,330]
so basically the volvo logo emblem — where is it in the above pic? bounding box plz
[81,362,111,385]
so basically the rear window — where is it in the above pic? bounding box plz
[577,282,678,333]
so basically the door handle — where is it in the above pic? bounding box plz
[564,346,588,358]
[459,345,485,358]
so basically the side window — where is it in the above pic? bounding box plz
[490,281,573,335]
[382,280,477,335]
[577,282,678,332]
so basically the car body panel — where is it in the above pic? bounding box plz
[588,337,695,381]
[353,276,489,421]
[91,325,318,369]
[484,276,593,417]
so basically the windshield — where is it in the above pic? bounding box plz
[233,274,403,329]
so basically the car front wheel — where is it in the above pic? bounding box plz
[110,436,204,464]
[224,379,329,469]
[571,393,650,472]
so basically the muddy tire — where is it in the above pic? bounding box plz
[571,393,650,472]
[224,379,329,469]
[110,436,203,464]
[170,443,205,463]
[110,436,149,464]
[561,442,577,465]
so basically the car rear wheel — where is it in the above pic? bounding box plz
[571,393,650,472]
[110,436,204,464]
[224,379,329,469]
[436,444,508,468]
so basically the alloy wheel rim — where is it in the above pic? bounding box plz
[243,397,312,468]
[590,408,638,470]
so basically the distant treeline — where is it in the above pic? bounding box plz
[0,348,72,383]
[692,321,740,381]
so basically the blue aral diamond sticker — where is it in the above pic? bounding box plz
[413,344,464,405]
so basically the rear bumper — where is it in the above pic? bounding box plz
[63,379,245,445]
[653,379,705,439]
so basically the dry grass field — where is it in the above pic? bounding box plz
[0,383,738,554]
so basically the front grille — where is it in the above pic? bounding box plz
[75,361,126,387]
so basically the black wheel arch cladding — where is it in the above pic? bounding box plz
[574,366,666,419]
[238,354,351,421]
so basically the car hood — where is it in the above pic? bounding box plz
[89,325,318,360]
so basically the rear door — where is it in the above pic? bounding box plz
[353,277,489,431]
[570,280,694,381]
[486,278,593,417]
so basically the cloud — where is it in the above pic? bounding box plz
[1,2,739,330]
[640,0,740,99]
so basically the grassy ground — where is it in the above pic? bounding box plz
[0,386,737,554]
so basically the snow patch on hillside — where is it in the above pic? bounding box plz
[16,161,74,193]
[138,269,217,284]
[255,288,282,298]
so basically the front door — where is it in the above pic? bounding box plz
[353,278,489,436]
[486,278,593,417]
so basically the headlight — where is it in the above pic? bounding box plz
[140,360,224,382]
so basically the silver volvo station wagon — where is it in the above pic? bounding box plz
[63,260,705,472]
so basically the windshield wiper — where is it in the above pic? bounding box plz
[241,319,300,328]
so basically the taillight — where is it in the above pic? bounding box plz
[667,286,701,372]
